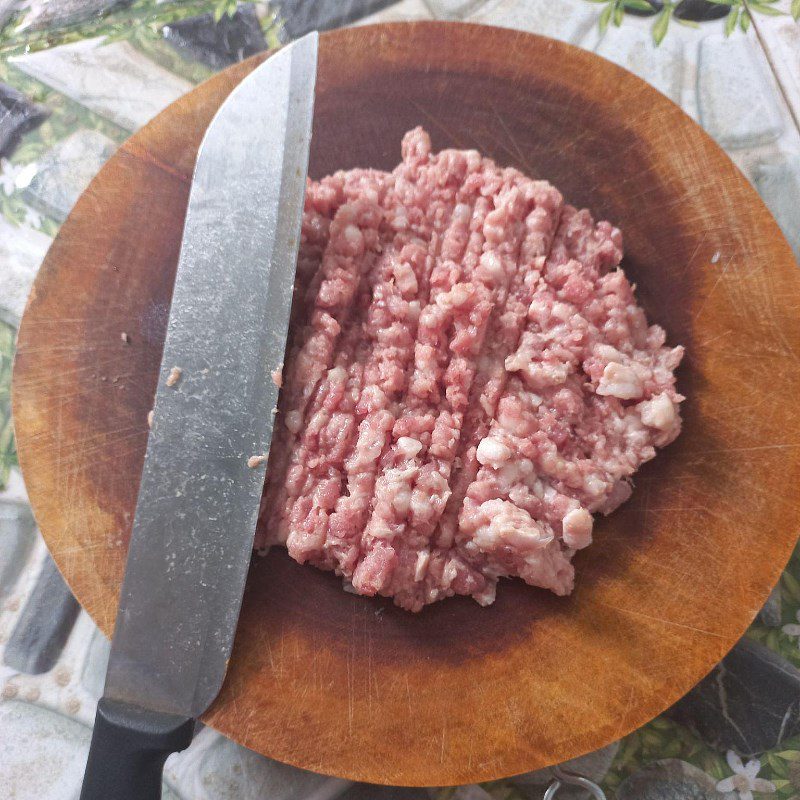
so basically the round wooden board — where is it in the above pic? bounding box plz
[12,22,800,786]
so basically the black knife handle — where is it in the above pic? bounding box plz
[80,697,195,800]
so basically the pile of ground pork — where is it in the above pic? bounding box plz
[255,127,683,612]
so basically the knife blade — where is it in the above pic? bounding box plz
[80,31,318,800]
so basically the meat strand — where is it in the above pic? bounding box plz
[256,133,684,611]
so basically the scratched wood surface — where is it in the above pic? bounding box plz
[12,22,800,786]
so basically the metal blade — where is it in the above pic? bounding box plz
[104,32,318,718]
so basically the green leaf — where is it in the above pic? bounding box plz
[782,569,800,603]
[751,3,787,15]
[740,9,751,30]
[676,16,701,27]
[663,739,684,758]
[643,730,664,749]
[650,717,673,731]
[725,8,739,35]
[768,752,789,774]
[614,4,625,25]
[599,2,614,34]
[0,320,16,491]
[793,0,800,21]
[212,0,237,22]
[652,5,672,45]
[704,0,735,5]
[623,0,655,10]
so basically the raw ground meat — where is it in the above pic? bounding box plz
[255,128,684,611]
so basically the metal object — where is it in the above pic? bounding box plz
[104,30,317,718]
[79,30,318,800]
[543,768,607,800]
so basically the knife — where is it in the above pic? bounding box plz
[79,31,318,800]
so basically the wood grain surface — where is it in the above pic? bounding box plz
[12,22,800,786]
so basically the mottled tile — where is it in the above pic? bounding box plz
[277,0,397,35]
[756,584,782,628]
[596,26,683,103]
[162,4,267,70]
[340,785,429,799]
[449,788,493,800]
[0,82,49,160]
[617,759,725,800]
[623,0,660,16]
[79,626,109,698]
[669,637,800,756]
[468,0,596,44]
[10,37,193,131]
[3,555,80,674]
[674,0,728,21]
[753,17,800,131]
[24,129,115,222]
[754,154,800,261]
[0,0,20,29]
[0,215,52,326]
[0,468,28,505]
[357,0,432,25]
[697,34,784,149]
[0,700,91,800]
[17,0,128,32]
[512,742,619,799]
[166,726,350,800]
[426,0,486,19]
[0,498,36,598]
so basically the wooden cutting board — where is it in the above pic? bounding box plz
[12,21,800,787]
